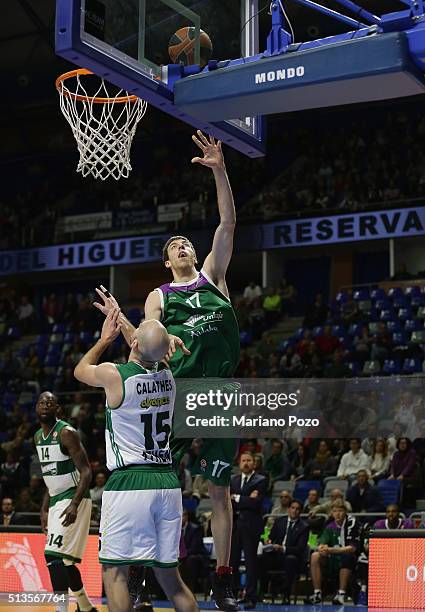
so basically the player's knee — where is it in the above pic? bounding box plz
[310,551,320,564]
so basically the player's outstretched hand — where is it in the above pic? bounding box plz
[191,131,224,169]
[167,334,191,361]
[93,284,121,316]
[100,308,122,343]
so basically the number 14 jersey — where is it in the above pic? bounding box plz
[105,362,175,471]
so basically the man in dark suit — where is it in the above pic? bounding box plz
[230,452,267,609]
[179,510,208,593]
[346,469,384,513]
[260,499,309,603]
[1,498,25,526]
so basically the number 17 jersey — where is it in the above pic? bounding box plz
[156,268,240,378]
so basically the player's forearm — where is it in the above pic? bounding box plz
[71,467,92,507]
[41,489,50,513]
[213,166,236,225]
[74,339,110,379]
[119,314,136,347]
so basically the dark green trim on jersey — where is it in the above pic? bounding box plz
[105,409,125,468]
[49,487,90,507]
[105,464,180,491]
[99,558,178,567]
[41,458,75,477]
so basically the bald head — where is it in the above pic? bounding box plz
[134,320,170,362]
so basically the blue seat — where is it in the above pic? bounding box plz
[387,320,402,333]
[378,479,401,505]
[277,339,294,353]
[353,289,369,300]
[64,332,75,343]
[348,324,362,337]
[370,288,386,301]
[392,331,407,346]
[331,325,345,337]
[7,327,20,340]
[239,330,253,347]
[398,308,413,321]
[52,323,66,334]
[404,286,422,297]
[313,326,324,338]
[388,287,403,299]
[402,358,422,374]
[2,392,17,408]
[404,319,422,332]
[375,299,391,311]
[294,481,322,503]
[293,327,305,341]
[347,361,360,376]
[79,331,93,344]
[411,295,425,308]
[336,292,349,304]
[380,309,395,322]
[382,359,400,376]
[392,295,408,309]
[36,334,49,345]
[44,354,61,367]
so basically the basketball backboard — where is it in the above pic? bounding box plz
[56,0,266,157]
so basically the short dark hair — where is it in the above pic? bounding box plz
[290,499,303,511]
[162,236,196,263]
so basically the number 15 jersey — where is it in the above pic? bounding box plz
[105,362,175,472]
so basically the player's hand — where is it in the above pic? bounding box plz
[40,510,48,534]
[166,334,191,361]
[60,501,78,527]
[100,308,122,343]
[272,544,283,552]
[249,490,259,498]
[191,131,225,170]
[93,285,121,316]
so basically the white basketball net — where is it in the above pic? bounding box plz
[57,72,147,180]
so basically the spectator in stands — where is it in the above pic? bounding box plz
[243,281,262,304]
[262,287,282,326]
[28,475,45,509]
[248,298,266,339]
[192,475,209,501]
[0,452,25,498]
[90,471,107,508]
[61,293,78,325]
[346,469,384,513]
[179,510,208,593]
[305,440,337,481]
[1,498,24,526]
[370,322,392,363]
[230,452,267,609]
[373,504,414,530]
[388,437,418,482]
[42,293,61,325]
[305,500,360,605]
[353,325,372,364]
[279,278,297,316]
[310,489,352,517]
[290,443,309,481]
[391,262,413,281]
[370,438,391,482]
[304,489,320,513]
[271,490,293,516]
[337,438,371,480]
[253,453,270,490]
[303,293,329,328]
[266,440,292,482]
[261,499,309,603]
[393,391,416,437]
[17,295,34,334]
[15,487,39,513]
[324,349,351,378]
[341,294,361,327]
[279,346,302,377]
[413,421,425,461]
[315,325,341,358]
[301,341,323,377]
[179,460,193,499]
[295,330,313,359]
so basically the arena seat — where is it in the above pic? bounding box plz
[378,479,401,505]
[293,481,322,502]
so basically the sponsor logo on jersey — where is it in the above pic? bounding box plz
[183,311,223,329]
[140,396,171,409]
[188,324,219,338]
[41,462,57,476]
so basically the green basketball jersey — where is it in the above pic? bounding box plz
[156,268,240,377]
[35,420,80,497]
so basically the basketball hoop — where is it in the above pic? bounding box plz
[56,69,147,180]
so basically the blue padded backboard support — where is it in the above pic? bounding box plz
[174,32,425,121]
[55,0,266,158]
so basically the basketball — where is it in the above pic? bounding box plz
[168,27,213,68]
